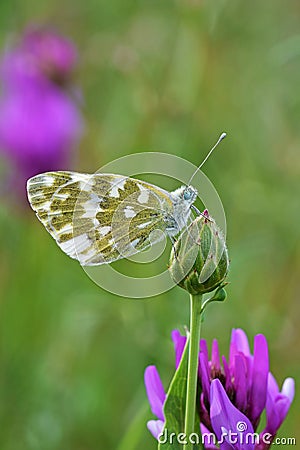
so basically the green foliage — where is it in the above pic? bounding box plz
[159,337,189,450]
[158,335,201,450]
[0,1,299,449]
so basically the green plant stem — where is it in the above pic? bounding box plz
[183,293,203,450]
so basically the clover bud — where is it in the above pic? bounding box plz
[169,211,229,295]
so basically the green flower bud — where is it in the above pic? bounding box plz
[169,211,229,295]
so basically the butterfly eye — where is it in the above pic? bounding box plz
[183,189,192,200]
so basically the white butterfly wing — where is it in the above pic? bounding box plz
[27,171,175,265]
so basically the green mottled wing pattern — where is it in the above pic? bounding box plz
[27,171,175,265]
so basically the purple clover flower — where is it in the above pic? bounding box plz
[0,27,83,197]
[144,329,295,449]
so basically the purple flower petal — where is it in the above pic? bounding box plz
[265,376,295,435]
[171,329,187,369]
[211,339,221,373]
[199,338,210,404]
[230,329,251,367]
[234,354,248,413]
[210,379,255,450]
[200,423,219,449]
[257,432,274,449]
[147,420,164,439]
[267,372,279,396]
[23,27,77,78]
[0,28,83,199]
[281,377,295,403]
[200,352,211,406]
[248,334,269,427]
[199,338,210,378]
[200,392,212,431]
[144,366,166,421]
[220,442,236,450]
[222,356,233,392]
[200,338,209,362]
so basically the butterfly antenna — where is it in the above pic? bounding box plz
[188,132,227,186]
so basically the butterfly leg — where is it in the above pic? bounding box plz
[191,205,212,222]
[168,234,179,260]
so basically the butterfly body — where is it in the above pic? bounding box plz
[27,171,198,265]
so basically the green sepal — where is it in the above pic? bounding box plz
[200,283,228,314]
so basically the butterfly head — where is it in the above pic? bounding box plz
[183,186,197,202]
[171,185,198,208]
[168,185,198,233]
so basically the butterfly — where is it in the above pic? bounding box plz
[26,133,226,266]
[26,171,198,265]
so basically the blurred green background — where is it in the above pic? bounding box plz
[0,1,299,449]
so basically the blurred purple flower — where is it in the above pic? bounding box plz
[0,27,83,197]
[144,329,295,449]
